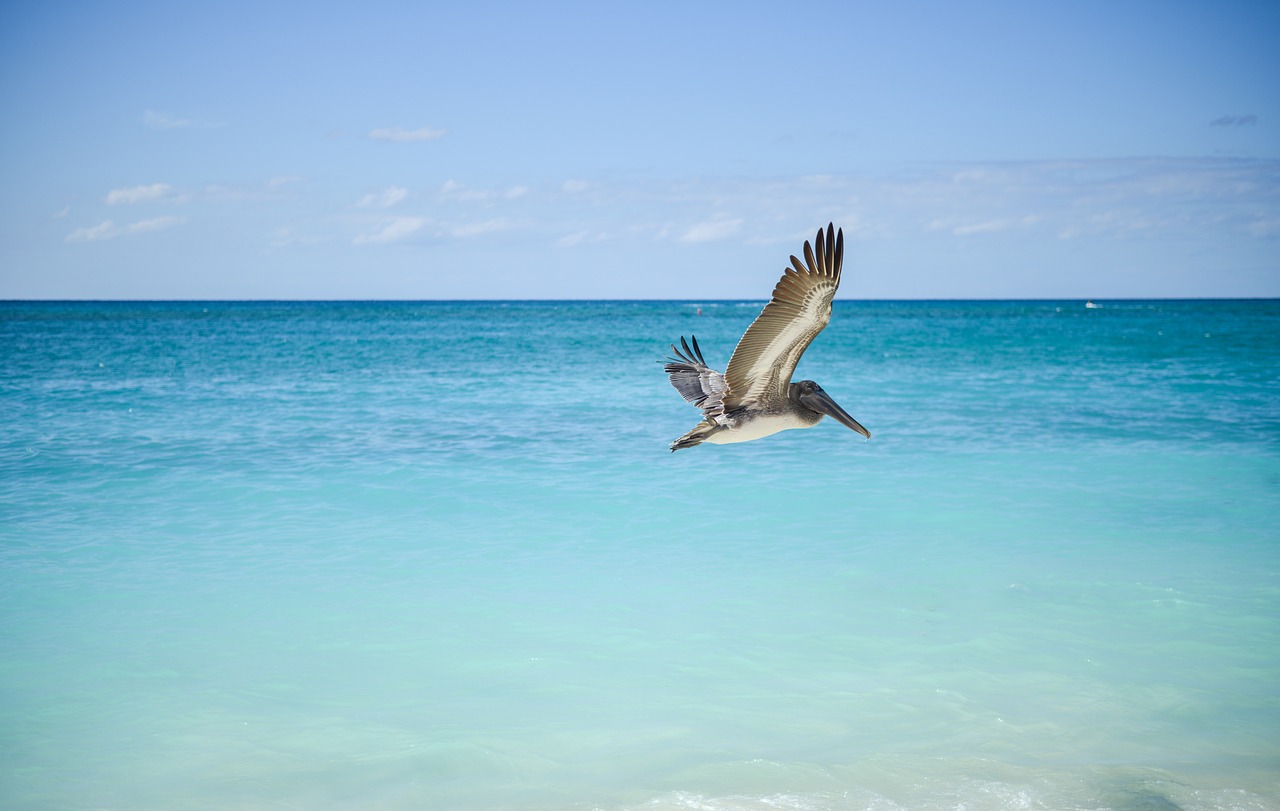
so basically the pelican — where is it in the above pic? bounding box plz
[663,223,870,452]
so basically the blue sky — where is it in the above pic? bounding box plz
[1,0,1276,299]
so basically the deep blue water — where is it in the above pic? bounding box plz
[2,299,1278,810]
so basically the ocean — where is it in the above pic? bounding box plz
[1,299,1277,810]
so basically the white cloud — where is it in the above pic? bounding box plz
[335,159,1277,254]
[106,183,176,205]
[353,216,516,245]
[951,220,1008,236]
[65,216,185,242]
[145,110,187,129]
[557,230,590,248]
[65,221,120,242]
[680,218,742,243]
[127,216,185,234]
[266,225,328,248]
[445,218,511,238]
[354,217,428,245]
[556,229,609,248]
[425,181,533,206]
[267,175,305,189]
[357,186,410,208]
[439,179,491,201]
[943,216,1039,236]
[439,180,537,205]
[368,126,447,142]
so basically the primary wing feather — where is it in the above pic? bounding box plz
[722,224,843,409]
[664,335,728,418]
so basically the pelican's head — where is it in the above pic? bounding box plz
[792,380,871,439]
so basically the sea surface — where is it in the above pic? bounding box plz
[1,299,1278,811]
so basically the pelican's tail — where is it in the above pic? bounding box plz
[670,419,721,452]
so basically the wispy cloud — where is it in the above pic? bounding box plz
[202,177,308,203]
[354,217,428,245]
[267,175,305,189]
[1211,114,1258,127]
[266,226,328,249]
[935,215,1041,237]
[680,217,742,243]
[353,216,516,245]
[357,186,410,208]
[556,229,609,248]
[445,218,511,238]
[128,216,185,234]
[563,160,1280,248]
[65,221,119,243]
[106,183,177,205]
[439,180,531,203]
[99,158,1268,266]
[439,179,490,201]
[143,110,221,130]
[368,126,447,142]
[65,216,186,242]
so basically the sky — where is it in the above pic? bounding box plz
[1,0,1277,299]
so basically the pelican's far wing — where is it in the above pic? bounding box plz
[722,224,843,409]
[663,335,728,418]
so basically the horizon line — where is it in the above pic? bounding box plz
[4,296,1278,304]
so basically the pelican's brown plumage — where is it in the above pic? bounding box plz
[663,223,870,451]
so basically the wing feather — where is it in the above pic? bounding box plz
[722,224,843,409]
[663,334,728,418]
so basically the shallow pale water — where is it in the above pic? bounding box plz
[1,299,1278,810]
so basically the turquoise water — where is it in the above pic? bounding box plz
[2,299,1278,810]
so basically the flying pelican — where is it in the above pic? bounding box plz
[663,223,870,452]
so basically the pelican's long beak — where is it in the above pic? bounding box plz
[800,389,872,439]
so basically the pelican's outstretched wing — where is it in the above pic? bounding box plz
[664,335,728,418]
[722,224,843,410]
